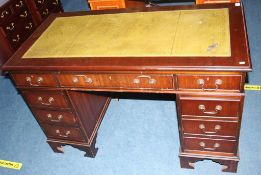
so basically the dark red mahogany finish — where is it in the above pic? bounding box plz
[3,3,251,173]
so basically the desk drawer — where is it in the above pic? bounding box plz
[182,119,238,137]
[177,74,242,92]
[179,95,242,118]
[12,73,58,87]
[32,109,78,126]
[183,137,237,154]
[42,124,85,142]
[58,74,173,90]
[23,91,69,108]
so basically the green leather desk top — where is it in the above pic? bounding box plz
[22,8,230,58]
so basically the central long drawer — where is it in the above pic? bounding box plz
[57,73,174,90]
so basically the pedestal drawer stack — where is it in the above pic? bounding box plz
[22,90,86,142]
[176,73,245,173]
[11,73,110,157]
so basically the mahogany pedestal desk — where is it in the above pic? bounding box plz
[3,3,252,173]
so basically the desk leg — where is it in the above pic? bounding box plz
[179,153,239,173]
[47,137,98,158]
[179,156,199,169]
[47,140,65,153]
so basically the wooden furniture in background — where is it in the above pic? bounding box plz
[3,4,251,173]
[0,0,63,68]
[196,0,240,4]
[88,0,241,11]
[88,0,145,10]
[88,0,126,10]
[0,0,36,66]
[26,0,63,25]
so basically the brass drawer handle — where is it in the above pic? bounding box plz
[37,96,54,105]
[215,79,222,89]
[148,78,157,85]
[42,9,49,16]
[38,0,45,4]
[53,0,59,5]
[72,76,79,83]
[25,22,33,30]
[19,10,28,18]
[26,76,43,86]
[198,104,222,115]
[1,10,9,18]
[133,78,140,84]
[55,130,70,138]
[197,78,223,90]
[197,78,205,88]
[12,34,20,42]
[72,75,93,84]
[133,75,157,85]
[6,22,15,31]
[15,0,24,8]
[199,141,220,151]
[85,77,93,84]
[47,114,63,122]
[199,124,221,134]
